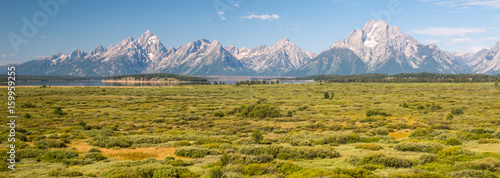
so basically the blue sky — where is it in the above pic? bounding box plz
[1,0,499,65]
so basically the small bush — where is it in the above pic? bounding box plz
[38,150,79,163]
[242,163,273,176]
[89,147,101,153]
[373,127,389,135]
[355,144,383,151]
[455,157,500,172]
[478,139,499,144]
[366,109,391,117]
[438,146,477,161]
[208,166,224,178]
[277,162,303,175]
[174,146,221,158]
[451,108,464,115]
[409,128,432,138]
[445,137,462,145]
[419,154,438,165]
[349,153,415,168]
[85,152,106,161]
[53,107,64,115]
[390,171,447,178]
[446,169,497,178]
[213,111,225,117]
[394,141,446,153]
[233,104,281,118]
[34,139,66,149]
[172,140,191,147]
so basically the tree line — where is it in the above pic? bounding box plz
[105,73,207,82]
[295,72,500,83]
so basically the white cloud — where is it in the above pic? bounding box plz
[481,36,498,41]
[217,11,224,15]
[241,14,279,20]
[448,37,474,44]
[463,0,500,9]
[234,4,239,7]
[469,45,489,52]
[418,0,500,9]
[422,39,441,44]
[2,54,6,58]
[410,27,486,36]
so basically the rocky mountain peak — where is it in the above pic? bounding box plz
[273,38,294,48]
[136,30,161,46]
[91,45,106,55]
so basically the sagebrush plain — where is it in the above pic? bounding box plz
[1,83,500,177]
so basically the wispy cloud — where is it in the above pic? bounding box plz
[447,37,474,44]
[418,0,500,9]
[410,27,486,36]
[422,39,441,44]
[469,45,489,52]
[241,14,280,20]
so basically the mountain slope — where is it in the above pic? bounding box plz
[286,48,366,76]
[330,20,461,74]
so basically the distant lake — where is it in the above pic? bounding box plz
[12,77,314,86]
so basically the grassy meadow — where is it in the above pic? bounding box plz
[1,82,500,177]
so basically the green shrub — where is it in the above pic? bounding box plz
[90,136,133,148]
[167,159,194,167]
[208,166,224,178]
[438,146,477,161]
[233,104,281,118]
[242,163,273,176]
[446,169,497,178]
[227,153,274,164]
[366,109,391,117]
[34,139,66,149]
[394,141,446,153]
[455,157,500,172]
[291,139,312,146]
[174,146,221,158]
[89,147,101,152]
[419,154,438,165]
[445,137,462,145]
[390,171,447,178]
[349,153,415,168]
[85,152,106,161]
[355,144,383,151]
[478,139,499,144]
[373,127,389,135]
[172,140,191,147]
[322,132,360,144]
[48,169,84,177]
[53,107,64,115]
[213,111,225,117]
[38,149,79,163]
[238,145,340,160]
[17,149,47,159]
[451,108,464,115]
[409,128,432,138]
[332,168,378,178]
[357,164,385,171]
[251,130,263,144]
[277,162,303,175]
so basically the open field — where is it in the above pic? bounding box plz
[1,83,500,177]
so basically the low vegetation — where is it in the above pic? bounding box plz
[0,82,499,177]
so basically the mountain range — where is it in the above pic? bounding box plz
[5,20,500,76]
